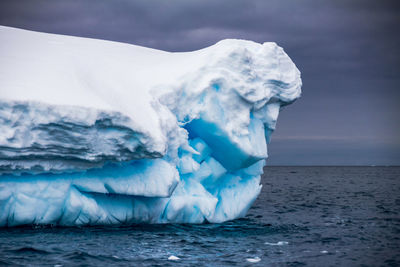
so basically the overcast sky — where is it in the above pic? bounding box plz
[0,0,399,165]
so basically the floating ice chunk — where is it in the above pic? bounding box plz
[264,241,289,246]
[168,255,180,261]
[246,257,261,263]
[0,26,301,226]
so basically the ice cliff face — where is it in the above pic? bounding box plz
[0,26,301,226]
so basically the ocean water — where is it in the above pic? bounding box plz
[0,166,399,266]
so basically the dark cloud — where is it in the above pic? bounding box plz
[0,0,399,165]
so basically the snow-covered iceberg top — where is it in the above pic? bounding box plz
[0,26,301,226]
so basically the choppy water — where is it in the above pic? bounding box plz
[1,166,399,266]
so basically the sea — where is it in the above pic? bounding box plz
[0,166,399,266]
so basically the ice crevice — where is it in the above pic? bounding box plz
[0,26,301,226]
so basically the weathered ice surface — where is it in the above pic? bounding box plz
[0,26,301,226]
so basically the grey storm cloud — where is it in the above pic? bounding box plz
[0,0,399,165]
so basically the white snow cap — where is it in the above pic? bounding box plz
[0,26,301,226]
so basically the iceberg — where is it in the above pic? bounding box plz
[0,26,301,226]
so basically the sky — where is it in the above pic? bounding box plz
[0,0,399,165]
